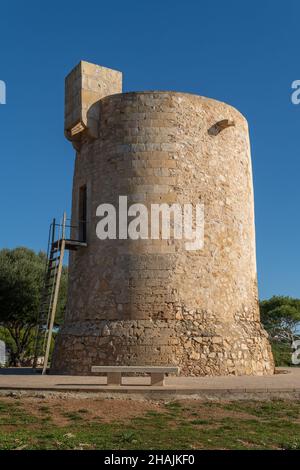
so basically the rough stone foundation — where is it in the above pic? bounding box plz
[53,318,273,376]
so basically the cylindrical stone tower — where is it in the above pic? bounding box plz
[51,61,274,376]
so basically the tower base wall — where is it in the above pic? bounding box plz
[52,317,274,376]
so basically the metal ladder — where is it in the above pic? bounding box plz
[33,213,66,374]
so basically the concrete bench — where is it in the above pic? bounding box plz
[91,365,179,386]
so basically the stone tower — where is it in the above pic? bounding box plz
[51,60,274,376]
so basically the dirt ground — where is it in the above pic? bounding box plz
[0,395,255,427]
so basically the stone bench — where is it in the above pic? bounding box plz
[91,365,179,386]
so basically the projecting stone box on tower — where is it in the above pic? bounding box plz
[51,60,274,376]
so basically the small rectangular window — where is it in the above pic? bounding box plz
[78,185,87,242]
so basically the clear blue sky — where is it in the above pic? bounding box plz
[0,0,299,299]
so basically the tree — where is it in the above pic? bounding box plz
[260,296,300,343]
[0,247,67,366]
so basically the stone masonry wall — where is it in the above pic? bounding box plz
[52,83,274,376]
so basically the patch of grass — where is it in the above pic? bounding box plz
[1,399,300,450]
[0,403,38,427]
[38,406,50,413]
[165,401,183,411]
[41,416,53,423]
[116,430,138,445]
[280,440,300,450]
[164,401,184,418]
[0,403,10,412]
[221,399,300,420]
[190,419,213,426]
[61,412,83,422]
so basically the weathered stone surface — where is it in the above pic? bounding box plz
[51,62,274,377]
[64,60,122,146]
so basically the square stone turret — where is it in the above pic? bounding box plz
[64,60,122,149]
